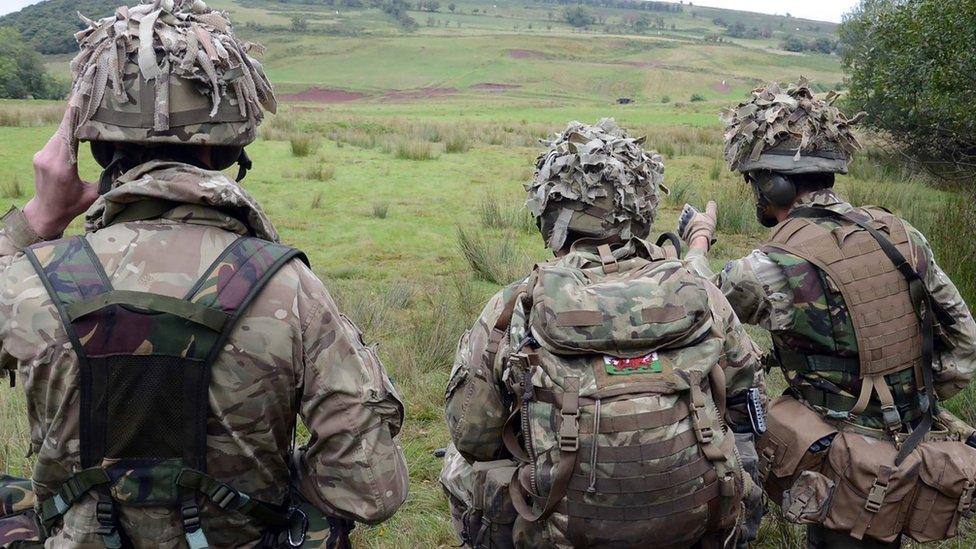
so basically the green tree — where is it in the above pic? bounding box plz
[0,27,66,99]
[563,5,594,28]
[290,15,309,32]
[840,0,976,182]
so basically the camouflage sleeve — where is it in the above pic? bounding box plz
[703,279,764,431]
[686,247,794,331]
[909,228,976,399]
[292,265,408,525]
[444,289,513,463]
[0,207,46,383]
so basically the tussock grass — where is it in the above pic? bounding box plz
[305,163,335,182]
[444,132,471,154]
[310,191,324,210]
[477,196,534,233]
[667,177,696,205]
[928,193,976,306]
[456,227,529,285]
[372,200,390,218]
[709,161,722,181]
[393,139,439,161]
[714,181,760,235]
[0,103,62,127]
[1,177,24,199]
[290,135,319,157]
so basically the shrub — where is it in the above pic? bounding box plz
[690,93,706,102]
[661,95,671,103]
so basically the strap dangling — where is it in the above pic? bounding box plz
[181,498,210,549]
[94,492,123,549]
[236,148,252,182]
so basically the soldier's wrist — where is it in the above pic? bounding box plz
[2,205,55,249]
[22,198,69,241]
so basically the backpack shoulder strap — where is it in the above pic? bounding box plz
[24,236,113,355]
[185,236,309,360]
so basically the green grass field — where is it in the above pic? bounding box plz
[3,0,976,547]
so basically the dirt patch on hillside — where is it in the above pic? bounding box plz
[471,82,521,92]
[280,88,366,103]
[624,61,662,69]
[508,49,545,59]
[712,81,731,93]
[380,87,458,102]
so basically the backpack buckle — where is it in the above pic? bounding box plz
[958,480,976,517]
[865,478,889,513]
[559,410,579,452]
[287,507,308,547]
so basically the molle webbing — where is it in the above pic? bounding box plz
[764,208,922,378]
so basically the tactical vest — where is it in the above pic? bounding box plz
[762,206,928,436]
[25,235,309,549]
[488,240,745,547]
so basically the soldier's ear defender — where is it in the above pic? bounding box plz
[751,171,796,208]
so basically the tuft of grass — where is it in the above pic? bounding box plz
[1,177,23,199]
[444,132,471,154]
[456,227,529,285]
[372,200,390,218]
[657,141,676,158]
[305,163,335,182]
[690,93,706,102]
[394,139,440,161]
[290,135,319,157]
[709,162,722,181]
[667,178,695,205]
[714,182,760,235]
[477,196,535,233]
[310,191,324,210]
[928,193,976,306]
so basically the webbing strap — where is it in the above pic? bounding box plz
[791,207,939,464]
[509,377,580,523]
[39,468,111,527]
[576,430,700,463]
[66,290,230,332]
[572,400,691,434]
[777,349,859,373]
[555,481,720,520]
[176,469,290,528]
[568,455,713,494]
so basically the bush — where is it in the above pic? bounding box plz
[563,5,594,28]
[690,93,706,102]
[661,95,671,104]
[290,135,318,157]
[840,0,976,183]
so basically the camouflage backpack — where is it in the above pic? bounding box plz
[0,476,42,548]
[23,235,311,548]
[495,238,745,547]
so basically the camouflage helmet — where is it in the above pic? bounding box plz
[525,119,666,251]
[65,0,276,157]
[721,77,865,175]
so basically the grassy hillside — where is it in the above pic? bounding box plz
[10,2,975,549]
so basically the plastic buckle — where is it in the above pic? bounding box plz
[211,484,238,510]
[785,491,811,522]
[958,480,976,517]
[181,503,202,532]
[52,493,69,515]
[881,405,902,431]
[185,528,209,549]
[865,479,889,513]
[558,410,579,452]
[691,406,714,444]
[287,507,309,547]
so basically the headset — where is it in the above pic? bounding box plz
[746,170,796,208]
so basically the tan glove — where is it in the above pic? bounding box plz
[677,201,717,249]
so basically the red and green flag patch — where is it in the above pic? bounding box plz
[604,353,662,375]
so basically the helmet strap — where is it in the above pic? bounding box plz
[235,149,252,182]
[97,148,131,195]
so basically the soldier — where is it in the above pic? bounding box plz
[679,79,976,548]
[0,1,407,547]
[441,119,766,548]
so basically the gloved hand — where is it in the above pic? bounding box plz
[678,201,717,250]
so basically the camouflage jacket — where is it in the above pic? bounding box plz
[687,189,976,421]
[446,238,764,464]
[0,161,408,547]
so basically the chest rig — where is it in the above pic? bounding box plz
[25,235,308,548]
[764,205,950,463]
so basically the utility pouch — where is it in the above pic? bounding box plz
[468,461,518,549]
[756,395,837,504]
[782,471,835,525]
[904,440,976,542]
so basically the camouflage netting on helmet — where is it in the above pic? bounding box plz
[65,0,276,160]
[525,118,666,251]
[722,77,866,175]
